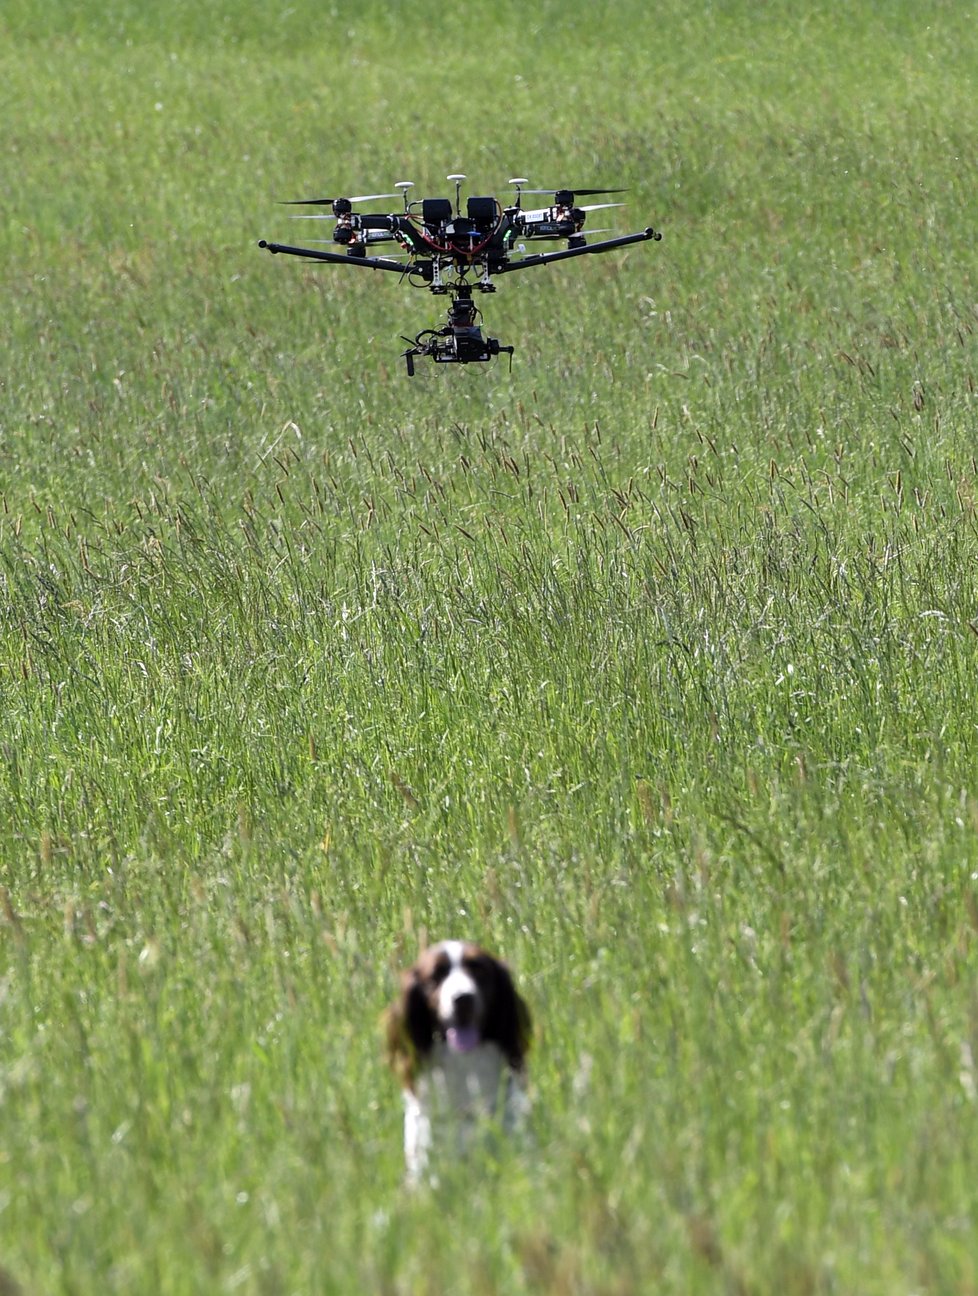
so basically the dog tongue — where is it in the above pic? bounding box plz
[446,1026,481,1053]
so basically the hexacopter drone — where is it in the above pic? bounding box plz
[259,176,661,375]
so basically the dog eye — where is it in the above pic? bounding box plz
[430,960,450,984]
[462,955,490,981]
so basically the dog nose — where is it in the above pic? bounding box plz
[452,991,477,1024]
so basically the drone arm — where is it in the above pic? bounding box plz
[495,226,661,274]
[258,240,408,274]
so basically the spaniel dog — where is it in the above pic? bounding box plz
[386,940,532,1183]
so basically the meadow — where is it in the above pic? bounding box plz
[3,0,978,1290]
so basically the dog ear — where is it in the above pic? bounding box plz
[385,973,435,1089]
[485,961,532,1070]
[404,974,436,1053]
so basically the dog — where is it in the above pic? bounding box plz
[386,940,532,1183]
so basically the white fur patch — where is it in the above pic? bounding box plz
[403,1040,527,1184]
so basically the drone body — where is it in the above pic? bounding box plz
[258,176,661,374]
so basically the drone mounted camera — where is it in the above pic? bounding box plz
[258,175,661,375]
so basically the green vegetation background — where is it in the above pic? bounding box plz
[3,0,978,1291]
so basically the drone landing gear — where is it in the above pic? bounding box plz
[401,286,514,376]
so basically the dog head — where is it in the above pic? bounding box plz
[387,940,531,1088]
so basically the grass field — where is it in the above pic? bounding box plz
[3,0,978,1291]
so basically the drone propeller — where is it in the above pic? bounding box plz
[279,192,400,206]
[521,201,625,219]
[519,187,627,198]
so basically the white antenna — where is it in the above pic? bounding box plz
[509,177,528,208]
[395,180,414,211]
[447,173,467,214]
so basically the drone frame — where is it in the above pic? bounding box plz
[258,178,661,374]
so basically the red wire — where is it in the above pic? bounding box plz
[407,199,504,261]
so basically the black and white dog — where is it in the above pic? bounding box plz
[386,940,532,1183]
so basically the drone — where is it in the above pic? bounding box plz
[258,176,662,375]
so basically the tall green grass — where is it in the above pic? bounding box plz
[3,1,978,1291]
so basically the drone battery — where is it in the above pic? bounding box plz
[422,198,452,225]
[466,196,497,230]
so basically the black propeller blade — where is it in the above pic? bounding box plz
[279,192,399,206]
[519,187,627,198]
